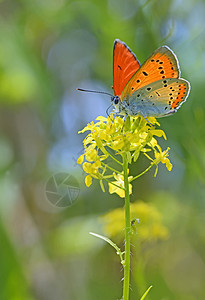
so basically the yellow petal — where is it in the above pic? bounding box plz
[94,160,101,168]
[151,129,167,140]
[85,175,92,187]
[83,162,92,173]
[109,182,125,198]
[85,148,97,162]
[98,131,110,141]
[96,116,108,122]
[149,137,157,148]
[165,158,173,171]
[77,154,84,164]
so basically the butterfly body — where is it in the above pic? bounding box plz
[112,40,190,119]
[113,96,176,119]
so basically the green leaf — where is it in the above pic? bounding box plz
[140,285,153,300]
[0,216,32,299]
[89,232,124,264]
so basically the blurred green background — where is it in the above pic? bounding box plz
[0,0,205,299]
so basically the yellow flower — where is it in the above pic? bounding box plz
[83,160,101,177]
[152,147,172,176]
[100,201,169,242]
[77,115,172,192]
[108,172,133,198]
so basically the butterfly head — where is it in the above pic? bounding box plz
[111,95,121,111]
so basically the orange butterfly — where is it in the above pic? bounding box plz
[78,39,190,120]
[112,39,190,119]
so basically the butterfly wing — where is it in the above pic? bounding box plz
[113,39,141,97]
[127,78,190,118]
[121,46,180,100]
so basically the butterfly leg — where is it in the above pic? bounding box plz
[111,113,117,125]
[108,112,118,127]
[144,116,154,126]
[139,113,154,127]
[121,114,126,131]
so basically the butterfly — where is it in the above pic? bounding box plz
[111,39,190,120]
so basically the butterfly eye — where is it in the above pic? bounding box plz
[113,96,120,105]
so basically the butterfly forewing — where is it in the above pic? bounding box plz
[113,39,141,97]
[128,78,190,118]
[121,46,180,100]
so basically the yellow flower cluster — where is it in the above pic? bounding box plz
[100,201,169,242]
[77,115,172,196]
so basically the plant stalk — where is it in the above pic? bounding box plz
[122,153,131,300]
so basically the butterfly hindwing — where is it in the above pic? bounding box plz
[127,78,190,118]
[121,46,180,100]
[113,39,141,97]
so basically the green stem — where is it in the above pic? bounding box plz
[100,145,123,165]
[130,164,153,182]
[122,153,131,300]
[101,162,121,174]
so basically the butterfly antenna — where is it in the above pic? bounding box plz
[77,88,113,97]
[106,103,113,117]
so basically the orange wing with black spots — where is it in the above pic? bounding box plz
[113,39,141,97]
[128,78,190,118]
[171,81,188,109]
[121,46,180,100]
